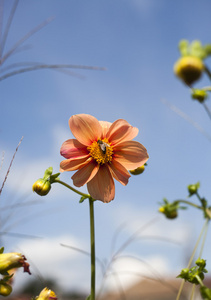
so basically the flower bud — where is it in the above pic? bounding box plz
[0,282,12,297]
[36,287,57,300]
[191,89,208,103]
[174,56,204,85]
[159,206,178,219]
[129,165,145,175]
[0,252,31,275]
[187,182,200,196]
[32,179,51,196]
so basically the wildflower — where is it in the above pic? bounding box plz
[32,178,51,196]
[0,252,31,275]
[60,114,149,202]
[173,40,211,86]
[36,287,57,300]
[174,56,204,85]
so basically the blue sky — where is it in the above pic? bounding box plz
[1,0,211,296]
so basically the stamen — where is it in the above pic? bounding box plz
[87,138,113,164]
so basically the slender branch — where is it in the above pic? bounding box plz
[54,178,90,199]
[175,199,202,210]
[204,65,211,81]
[161,98,211,142]
[0,136,23,196]
[0,0,4,56]
[199,219,209,258]
[0,63,106,81]
[0,0,19,58]
[202,102,211,120]
[60,243,105,274]
[176,219,209,300]
[0,16,54,65]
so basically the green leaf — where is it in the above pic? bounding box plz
[0,247,4,254]
[79,196,87,203]
[204,44,211,57]
[43,167,53,179]
[178,40,189,56]
[190,40,206,59]
[50,172,60,183]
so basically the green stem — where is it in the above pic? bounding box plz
[54,179,90,198]
[89,198,96,300]
[54,179,96,299]
[175,199,202,210]
[204,65,211,81]
[176,219,208,300]
[190,285,196,300]
[199,218,209,258]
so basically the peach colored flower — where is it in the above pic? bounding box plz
[60,114,149,203]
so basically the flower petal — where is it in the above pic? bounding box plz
[113,141,149,170]
[108,160,130,186]
[69,114,102,146]
[87,165,115,203]
[99,121,112,138]
[60,139,89,159]
[71,160,99,187]
[106,119,139,145]
[60,156,91,172]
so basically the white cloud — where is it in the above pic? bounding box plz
[13,235,90,293]
[100,254,170,293]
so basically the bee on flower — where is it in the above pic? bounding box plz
[60,114,149,203]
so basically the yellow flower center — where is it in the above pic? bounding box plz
[87,138,113,165]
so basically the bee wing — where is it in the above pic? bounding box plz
[100,143,106,153]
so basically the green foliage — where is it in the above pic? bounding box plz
[178,40,211,60]
[177,258,207,285]
[187,182,200,196]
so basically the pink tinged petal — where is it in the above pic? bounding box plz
[87,165,115,203]
[60,156,92,172]
[106,119,139,145]
[69,114,102,146]
[99,121,112,138]
[60,139,89,159]
[113,141,149,170]
[71,161,99,187]
[108,160,131,186]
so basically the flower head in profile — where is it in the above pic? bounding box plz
[0,250,31,275]
[36,287,57,300]
[60,114,149,203]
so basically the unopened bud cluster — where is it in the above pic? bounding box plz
[158,198,179,219]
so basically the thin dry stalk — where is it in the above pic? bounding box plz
[0,136,23,196]
[0,1,105,81]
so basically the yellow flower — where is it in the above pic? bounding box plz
[174,56,204,86]
[0,252,31,275]
[36,288,57,300]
